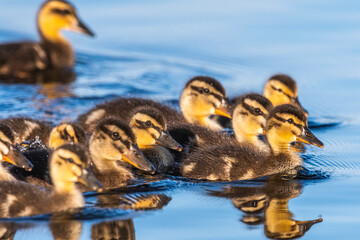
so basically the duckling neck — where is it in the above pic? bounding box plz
[39,31,74,69]
[184,113,222,130]
[234,128,262,148]
[91,156,134,179]
[51,182,84,208]
[0,163,15,181]
[266,199,292,230]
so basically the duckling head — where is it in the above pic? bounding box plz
[0,123,33,171]
[180,76,231,129]
[89,118,155,173]
[265,104,323,154]
[50,143,102,192]
[37,0,94,42]
[49,122,86,149]
[263,74,308,116]
[232,93,273,146]
[129,107,183,151]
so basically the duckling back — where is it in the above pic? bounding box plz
[78,97,185,133]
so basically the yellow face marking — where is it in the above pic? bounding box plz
[49,124,78,148]
[129,113,163,148]
[264,80,297,106]
[38,1,78,41]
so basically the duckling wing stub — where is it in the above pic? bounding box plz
[0,42,49,78]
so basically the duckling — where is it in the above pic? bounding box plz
[263,74,308,115]
[1,117,85,147]
[88,118,155,189]
[168,93,272,162]
[0,144,102,218]
[9,121,86,187]
[77,76,231,132]
[0,0,94,79]
[180,104,324,181]
[128,107,182,173]
[0,123,33,181]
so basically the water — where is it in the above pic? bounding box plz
[0,0,360,239]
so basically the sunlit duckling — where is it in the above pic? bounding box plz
[180,104,324,181]
[231,93,273,150]
[0,123,33,181]
[88,118,155,189]
[263,74,308,115]
[9,120,85,186]
[168,93,272,161]
[0,144,102,218]
[77,76,231,132]
[1,117,85,148]
[128,107,182,173]
[0,0,94,79]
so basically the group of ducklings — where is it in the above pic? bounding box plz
[0,0,324,219]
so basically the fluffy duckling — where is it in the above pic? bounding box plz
[128,107,182,173]
[0,123,33,181]
[0,144,102,218]
[263,74,308,115]
[168,93,272,161]
[9,120,86,186]
[180,104,324,181]
[88,118,155,189]
[77,76,231,132]
[0,0,94,79]
[231,93,273,149]
[2,117,85,147]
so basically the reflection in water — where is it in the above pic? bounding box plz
[208,180,322,239]
[97,193,172,210]
[0,193,171,240]
[91,219,135,240]
[50,220,82,240]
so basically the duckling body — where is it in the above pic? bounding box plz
[181,104,324,181]
[8,121,86,187]
[78,76,231,132]
[0,144,102,218]
[0,0,94,79]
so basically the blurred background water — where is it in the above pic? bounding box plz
[0,0,360,239]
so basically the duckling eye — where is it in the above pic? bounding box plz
[254,108,261,115]
[112,132,120,139]
[287,118,294,124]
[145,120,152,127]
[204,88,210,94]
[278,88,283,93]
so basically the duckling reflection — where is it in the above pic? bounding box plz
[91,219,135,240]
[207,180,322,239]
[96,193,171,210]
[50,220,82,240]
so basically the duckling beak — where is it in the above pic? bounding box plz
[296,218,323,233]
[214,105,232,119]
[123,145,156,173]
[72,19,95,37]
[155,130,183,151]
[3,145,33,171]
[296,127,324,148]
[78,168,103,192]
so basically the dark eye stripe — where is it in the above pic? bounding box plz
[51,8,72,15]
[100,125,131,147]
[242,102,265,117]
[270,85,293,100]
[58,155,82,168]
[135,120,162,134]
[273,115,303,130]
[190,86,224,102]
